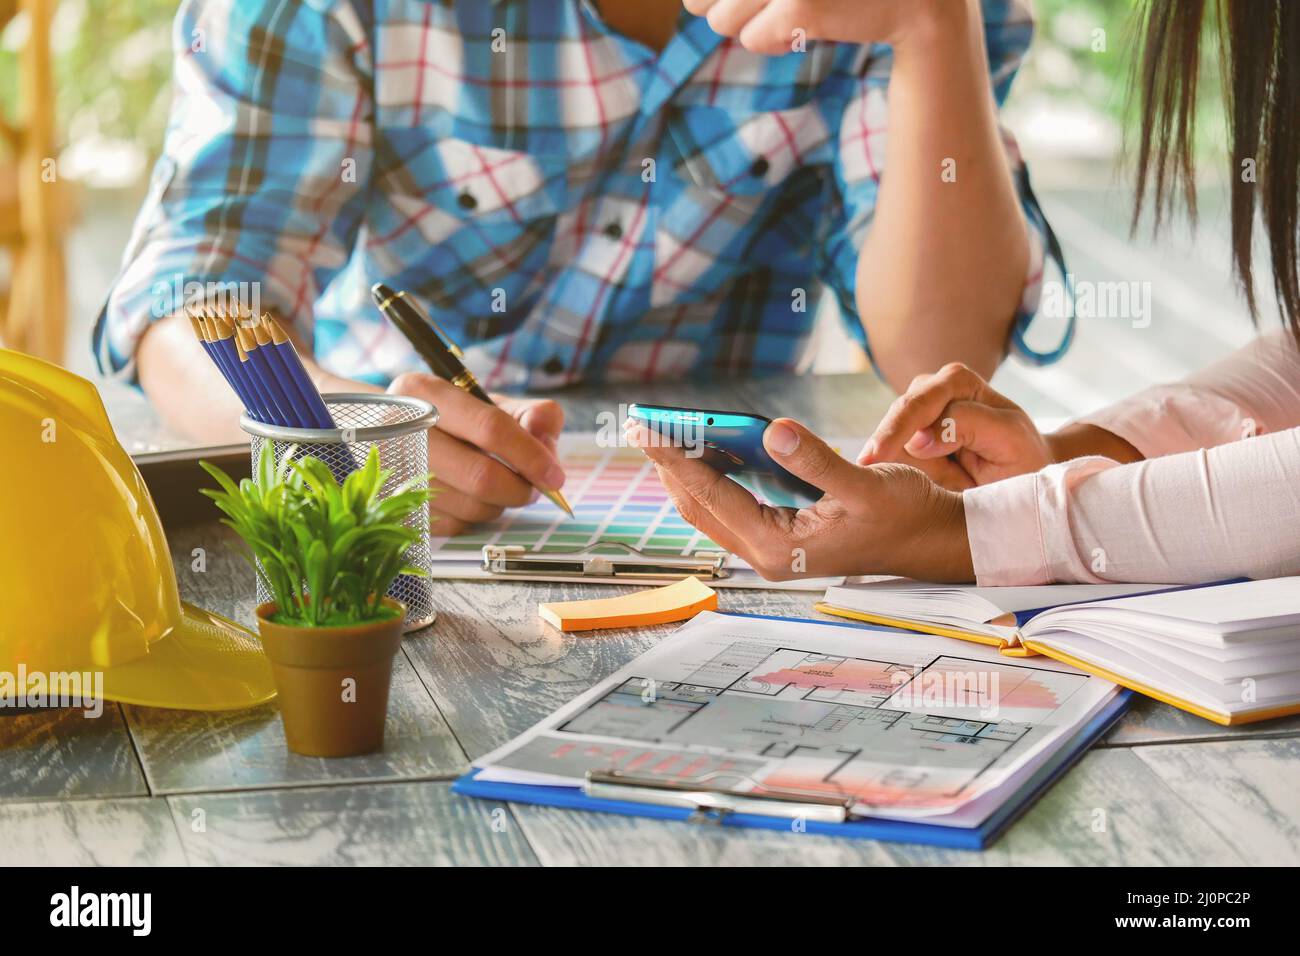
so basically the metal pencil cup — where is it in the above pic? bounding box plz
[240,393,439,633]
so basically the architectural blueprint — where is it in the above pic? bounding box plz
[475,612,1119,819]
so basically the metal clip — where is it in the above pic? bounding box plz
[481,542,729,580]
[584,770,854,824]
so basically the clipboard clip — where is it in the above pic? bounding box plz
[583,770,855,824]
[481,543,730,580]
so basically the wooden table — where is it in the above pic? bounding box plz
[4,372,1298,866]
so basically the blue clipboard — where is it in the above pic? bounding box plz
[451,612,1132,850]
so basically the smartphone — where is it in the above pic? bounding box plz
[627,404,822,509]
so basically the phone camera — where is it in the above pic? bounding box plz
[706,417,714,425]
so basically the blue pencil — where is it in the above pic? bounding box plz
[193,312,258,416]
[252,317,316,428]
[259,315,360,477]
[188,311,222,376]
[262,315,364,477]
[262,315,336,429]
[235,323,298,426]
[229,329,278,424]
[214,317,274,422]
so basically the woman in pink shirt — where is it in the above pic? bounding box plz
[631,0,1300,586]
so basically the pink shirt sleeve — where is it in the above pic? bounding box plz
[964,332,1300,584]
[1074,331,1300,456]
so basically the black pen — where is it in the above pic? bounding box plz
[371,282,573,517]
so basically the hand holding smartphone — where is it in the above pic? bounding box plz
[626,404,823,509]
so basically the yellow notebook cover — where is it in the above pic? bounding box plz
[817,599,1300,726]
[813,603,1040,657]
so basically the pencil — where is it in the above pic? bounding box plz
[235,323,297,426]
[197,312,259,418]
[251,317,316,428]
[217,316,275,422]
[261,315,336,429]
[188,310,215,362]
[189,310,228,386]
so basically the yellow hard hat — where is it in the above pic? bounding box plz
[0,349,276,711]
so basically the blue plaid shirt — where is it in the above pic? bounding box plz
[96,0,1066,391]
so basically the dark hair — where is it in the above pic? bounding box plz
[1132,0,1300,344]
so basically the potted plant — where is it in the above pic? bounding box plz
[200,446,431,757]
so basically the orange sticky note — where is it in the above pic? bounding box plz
[539,577,718,632]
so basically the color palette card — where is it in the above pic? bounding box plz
[429,434,721,558]
[426,432,854,591]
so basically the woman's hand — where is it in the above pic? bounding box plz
[626,417,975,582]
[682,0,949,55]
[859,362,1054,488]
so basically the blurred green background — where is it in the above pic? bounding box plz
[1,0,176,184]
[1009,0,1227,165]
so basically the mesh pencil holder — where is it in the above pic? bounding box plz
[240,393,439,633]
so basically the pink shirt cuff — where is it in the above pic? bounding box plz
[963,457,1123,585]
[962,473,1050,586]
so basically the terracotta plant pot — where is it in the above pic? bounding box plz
[255,599,405,758]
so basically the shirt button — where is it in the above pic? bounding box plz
[457,191,477,210]
[749,157,770,178]
[603,221,623,240]
[542,355,565,375]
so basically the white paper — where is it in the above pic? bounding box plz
[474,612,1118,824]
[824,580,1170,627]
[1037,577,1300,632]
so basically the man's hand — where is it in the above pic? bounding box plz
[388,373,567,536]
[682,0,941,54]
[627,416,974,582]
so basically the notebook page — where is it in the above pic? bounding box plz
[1041,577,1300,633]
[825,581,1167,621]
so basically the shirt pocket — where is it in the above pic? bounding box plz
[669,103,833,202]
[379,132,569,232]
[652,104,833,306]
[432,138,568,224]
[376,134,569,305]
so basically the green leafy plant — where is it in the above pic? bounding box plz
[200,446,432,627]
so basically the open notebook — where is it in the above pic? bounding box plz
[816,581,1179,656]
[819,578,1300,725]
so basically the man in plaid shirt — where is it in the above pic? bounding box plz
[98,0,1065,533]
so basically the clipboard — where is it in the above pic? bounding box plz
[452,690,1132,850]
[481,542,730,580]
[451,542,834,588]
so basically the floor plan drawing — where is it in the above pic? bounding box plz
[479,616,1106,814]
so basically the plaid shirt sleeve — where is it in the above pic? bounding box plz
[93,0,375,382]
[818,0,1071,367]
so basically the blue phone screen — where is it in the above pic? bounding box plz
[627,404,821,509]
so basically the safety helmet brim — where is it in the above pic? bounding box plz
[98,602,277,711]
